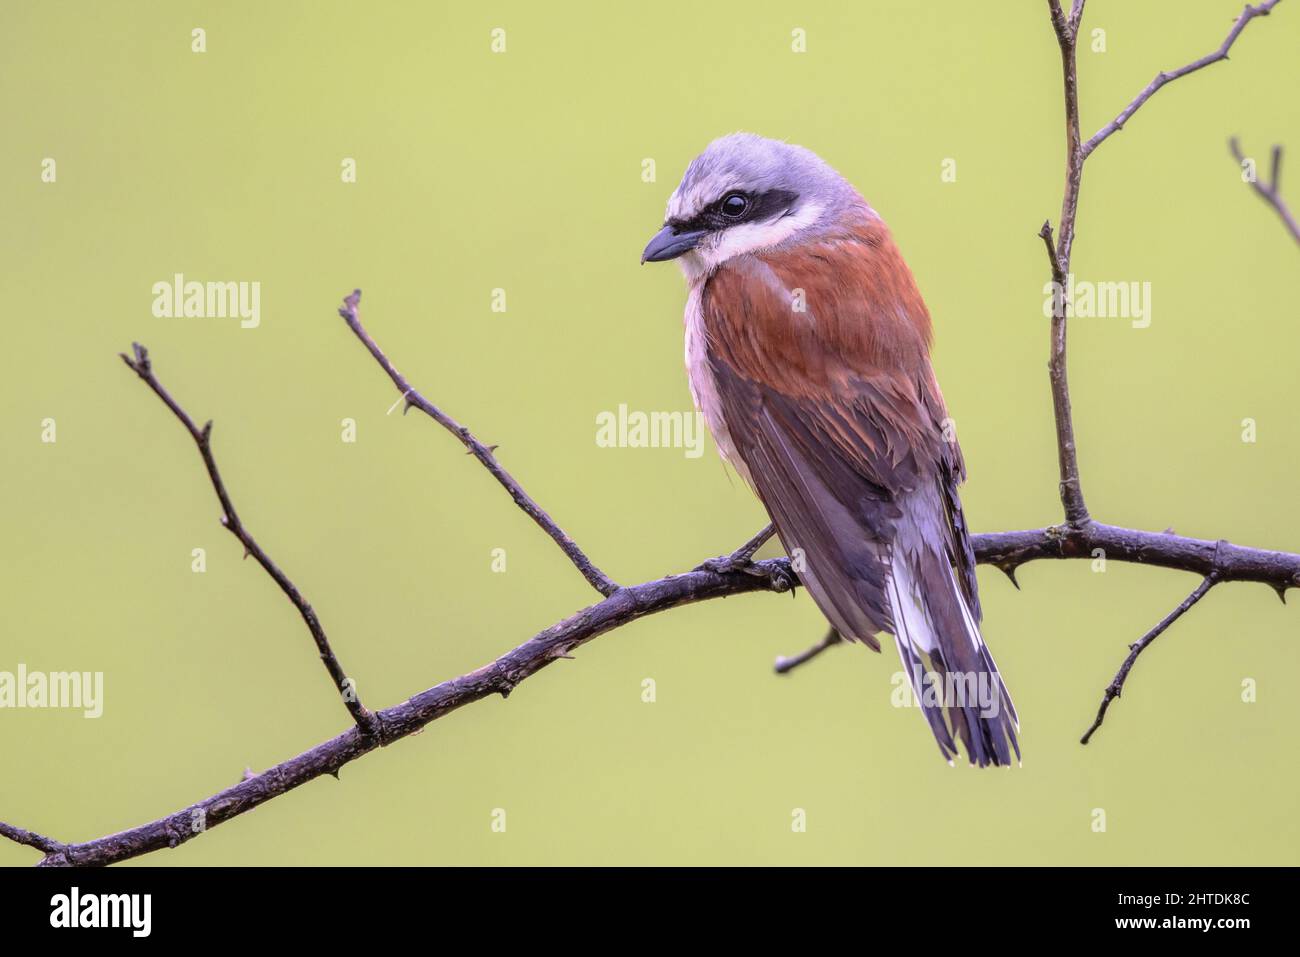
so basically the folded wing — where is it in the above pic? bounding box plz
[699,229,1019,766]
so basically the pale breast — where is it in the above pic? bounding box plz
[684,284,754,487]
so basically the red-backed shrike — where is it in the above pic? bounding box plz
[643,133,1018,767]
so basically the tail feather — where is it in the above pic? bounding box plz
[890,499,1020,768]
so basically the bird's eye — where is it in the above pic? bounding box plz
[720,193,750,218]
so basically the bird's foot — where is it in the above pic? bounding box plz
[694,553,769,577]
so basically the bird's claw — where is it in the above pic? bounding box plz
[768,566,797,593]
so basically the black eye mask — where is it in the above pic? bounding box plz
[671,188,798,233]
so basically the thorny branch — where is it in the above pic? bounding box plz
[119,343,381,738]
[0,821,64,856]
[1039,0,1281,524]
[337,291,619,598]
[13,324,1300,869]
[24,547,799,868]
[1228,138,1300,245]
[1081,1,1285,159]
[1079,572,1221,745]
[1015,0,1291,731]
[2,1,1296,867]
[1043,0,1090,525]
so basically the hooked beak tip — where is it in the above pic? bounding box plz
[641,224,705,264]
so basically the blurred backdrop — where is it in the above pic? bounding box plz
[2,0,1297,866]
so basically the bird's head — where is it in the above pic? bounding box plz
[641,132,869,280]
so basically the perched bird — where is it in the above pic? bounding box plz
[642,133,1018,767]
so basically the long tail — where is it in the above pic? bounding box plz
[888,500,1020,767]
[729,403,1018,765]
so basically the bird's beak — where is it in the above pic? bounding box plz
[641,225,707,264]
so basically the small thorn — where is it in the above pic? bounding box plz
[496,672,517,699]
[997,563,1021,589]
[327,769,340,780]
[1272,584,1288,604]
[386,390,411,416]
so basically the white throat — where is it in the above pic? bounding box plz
[676,201,826,285]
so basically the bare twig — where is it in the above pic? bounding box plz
[779,522,1300,677]
[1066,0,1086,34]
[337,290,619,597]
[974,523,1300,594]
[1080,573,1221,744]
[1082,1,1285,159]
[1039,0,1285,526]
[1229,138,1300,245]
[0,820,64,855]
[1026,0,1293,738]
[775,628,842,675]
[120,344,380,737]
[1043,0,1090,526]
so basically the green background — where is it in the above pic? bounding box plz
[2,0,1297,866]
